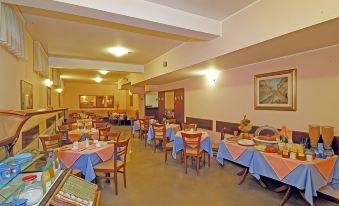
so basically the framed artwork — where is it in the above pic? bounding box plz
[20,80,33,110]
[79,95,114,108]
[254,69,297,111]
[47,87,51,107]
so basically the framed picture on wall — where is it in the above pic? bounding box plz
[47,87,51,107]
[254,69,297,111]
[20,80,33,110]
[79,95,114,108]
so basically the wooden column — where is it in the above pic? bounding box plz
[158,91,165,122]
[174,88,184,124]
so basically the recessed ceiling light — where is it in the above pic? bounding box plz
[44,79,53,87]
[99,70,109,75]
[107,47,129,57]
[93,77,103,83]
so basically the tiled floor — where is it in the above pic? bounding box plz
[98,126,337,206]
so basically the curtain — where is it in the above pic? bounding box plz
[0,3,27,59]
[33,40,49,78]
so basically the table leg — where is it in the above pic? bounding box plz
[237,168,246,176]
[238,168,249,185]
[274,185,289,193]
[280,186,292,206]
[255,179,267,189]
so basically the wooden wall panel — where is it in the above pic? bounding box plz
[186,117,213,130]
[216,120,339,155]
[21,125,39,149]
[158,91,165,122]
[174,88,184,124]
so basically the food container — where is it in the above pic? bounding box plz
[282,149,289,158]
[19,174,44,205]
[290,152,297,160]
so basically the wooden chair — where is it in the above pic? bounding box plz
[94,138,130,195]
[152,124,166,152]
[94,122,108,129]
[101,131,121,142]
[98,126,111,141]
[181,123,197,131]
[57,125,70,145]
[138,119,149,145]
[39,134,62,158]
[181,132,204,176]
[212,127,227,153]
[68,133,82,142]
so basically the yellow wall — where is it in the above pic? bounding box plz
[62,81,128,112]
[159,45,339,135]
[0,31,59,110]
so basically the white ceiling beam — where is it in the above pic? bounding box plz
[4,0,221,40]
[49,56,144,72]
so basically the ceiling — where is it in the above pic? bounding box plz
[145,0,256,20]
[19,6,183,65]
[136,18,339,86]
[59,68,127,84]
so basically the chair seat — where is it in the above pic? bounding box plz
[185,148,203,155]
[154,136,164,140]
[166,141,173,148]
[94,159,124,171]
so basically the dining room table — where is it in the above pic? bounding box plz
[147,124,180,144]
[216,136,339,206]
[172,130,213,159]
[57,142,115,181]
[68,128,99,142]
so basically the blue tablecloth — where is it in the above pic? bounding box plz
[216,141,339,205]
[59,152,110,181]
[147,125,178,144]
[132,121,139,134]
[216,141,254,167]
[172,133,213,159]
[249,152,339,206]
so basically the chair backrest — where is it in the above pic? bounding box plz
[144,116,155,120]
[221,127,227,140]
[70,123,79,130]
[102,131,121,142]
[181,123,197,131]
[39,134,62,157]
[114,138,130,167]
[152,124,166,142]
[139,119,149,129]
[95,122,108,129]
[181,132,202,155]
[58,125,69,131]
[98,126,111,136]
[168,119,176,124]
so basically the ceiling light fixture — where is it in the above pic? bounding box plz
[56,88,63,93]
[44,79,53,87]
[93,77,103,83]
[99,70,109,75]
[107,47,129,57]
[197,69,219,85]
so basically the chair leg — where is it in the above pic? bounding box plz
[165,150,167,163]
[114,171,118,195]
[184,156,187,174]
[203,152,206,167]
[197,156,200,176]
[208,154,210,167]
[123,167,127,188]
[106,173,110,183]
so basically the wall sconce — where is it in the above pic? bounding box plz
[198,69,219,85]
[44,79,53,87]
[56,88,63,93]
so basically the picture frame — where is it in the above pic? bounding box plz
[79,95,114,108]
[20,80,33,110]
[254,69,297,111]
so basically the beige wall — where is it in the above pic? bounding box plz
[62,82,128,111]
[0,32,59,110]
[159,45,339,135]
